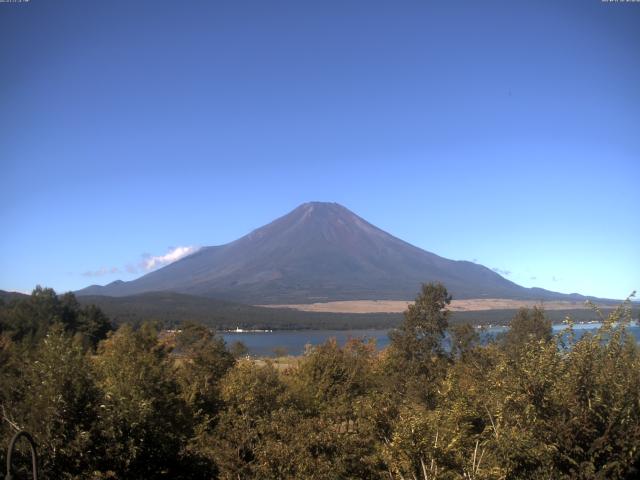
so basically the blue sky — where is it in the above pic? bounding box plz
[1,0,638,300]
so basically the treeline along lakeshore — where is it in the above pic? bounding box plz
[1,284,639,479]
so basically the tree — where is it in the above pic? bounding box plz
[386,282,452,405]
[1,324,102,479]
[93,324,191,479]
[291,338,384,476]
[449,323,480,360]
[174,321,235,470]
[76,304,113,349]
[502,306,552,356]
[0,286,61,343]
[0,287,112,348]
[175,324,234,382]
[294,338,377,410]
[548,306,640,479]
[212,360,288,478]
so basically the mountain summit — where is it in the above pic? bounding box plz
[77,202,582,303]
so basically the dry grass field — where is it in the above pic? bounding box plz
[259,298,593,314]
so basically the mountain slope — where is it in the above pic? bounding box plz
[77,202,588,303]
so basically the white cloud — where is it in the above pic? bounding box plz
[82,246,199,278]
[140,246,199,271]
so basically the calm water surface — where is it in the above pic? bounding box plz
[222,323,640,357]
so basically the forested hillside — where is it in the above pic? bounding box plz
[74,291,630,330]
[76,291,402,330]
[1,285,639,479]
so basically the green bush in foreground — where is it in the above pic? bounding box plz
[0,285,638,479]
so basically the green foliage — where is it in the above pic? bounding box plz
[501,306,553,354]
[548,307,640,479]
[387,282,452,405]
[292,338,385,477]
[390,282,452,356]
[173,321,235,469]
[212,360,288,478]
[294,337,378,411]
[0,286,113,348]
[1,286,639,479]
[449,323,480,360]
[92,324,194,478]
[1,325,102,479]
[212,347,386,479]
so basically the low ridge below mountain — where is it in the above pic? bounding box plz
[77,202,589,304]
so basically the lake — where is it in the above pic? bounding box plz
[222,322,640,357]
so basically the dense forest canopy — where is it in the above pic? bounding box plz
[0,285,639,479]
